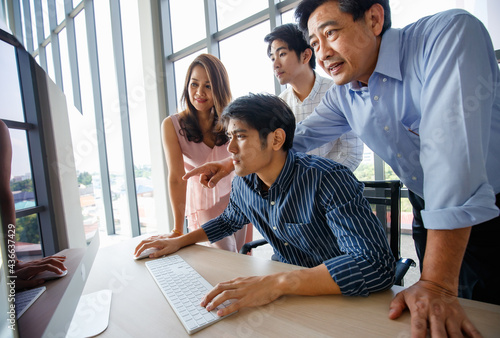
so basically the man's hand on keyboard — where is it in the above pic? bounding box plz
[134,236,181,259]
[201,274,284,316]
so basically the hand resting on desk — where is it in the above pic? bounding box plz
[134,235,182,259]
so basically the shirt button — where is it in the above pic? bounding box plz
[273,227,277,230]
[383,78,387,82]
[412,176,417,181]
[284,242,289,246]
[384,126,389,131]
[374,95,379,101]
[270,201,275,206]
[397,153,402,158]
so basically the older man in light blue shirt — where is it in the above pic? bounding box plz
[294,1,499,337]
[295,10,500,231]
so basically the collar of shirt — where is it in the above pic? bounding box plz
[348,28,403,92]
[249,151,296,196]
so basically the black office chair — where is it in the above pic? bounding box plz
[362,180,415,286]
[239,180,415,286]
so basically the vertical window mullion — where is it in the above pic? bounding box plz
[109,0,141,237]
[47,0,63,88]
[83,0,115,235]
[64,0,82,112]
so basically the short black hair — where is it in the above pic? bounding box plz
[264,23,316,70]
[221,93,296,151]
[295,0,392,39]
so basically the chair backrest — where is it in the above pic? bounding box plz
[362,180,402,260]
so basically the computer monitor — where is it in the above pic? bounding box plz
[1,27,101,337]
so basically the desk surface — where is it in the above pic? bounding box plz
[84,237,500,337]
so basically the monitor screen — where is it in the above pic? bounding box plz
[1,28,100,337]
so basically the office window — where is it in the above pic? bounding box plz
[29,0,38,47]
[216,0,268,31]
[281,9,294,24]
[169,0,206,52]
[41,0,50,39]
[56,0,65,25]
[58,28,75,106]
[45,41,55,80]
[121,1,157,235]
[219,21,275,98]
[0,43,24,122]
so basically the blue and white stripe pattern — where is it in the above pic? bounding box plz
[202,151,395,296]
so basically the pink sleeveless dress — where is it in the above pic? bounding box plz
[170,114,252,252]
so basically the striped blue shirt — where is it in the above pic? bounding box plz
[202,151,395,296]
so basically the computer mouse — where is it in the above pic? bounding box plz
[31,269,68,281]
[133,247,160,260]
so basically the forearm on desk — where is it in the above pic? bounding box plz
[175,227,210,248]
[421,227,471,293]
[276,264,341,297]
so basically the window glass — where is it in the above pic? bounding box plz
[173,50,208,110]
[121,0,157,235]
[30,0,39,47]
[0,42,25,122]
[56,0,66,25]
[216,0,268,31]
[42,0,50,39]
[281,9,295,25]
[19,1,28,48]
[9,129,35,209]
[58,28,75,106]
[389,0,456,28]
[45,42,56,81]
[7,129,39,260]
[70,12,107,239]
[169,0,205,52]
[219,22,275,98]
[14,215,42,261]
[94,0,133,238]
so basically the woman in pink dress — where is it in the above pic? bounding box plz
[160,54,252,252]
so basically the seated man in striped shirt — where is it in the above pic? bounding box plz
[135,93,395,315]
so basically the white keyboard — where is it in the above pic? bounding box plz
[15,286,46,318]
[145,255,236,335]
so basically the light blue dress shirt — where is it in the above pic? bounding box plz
[294,9,500,230]
[202,151,395,296]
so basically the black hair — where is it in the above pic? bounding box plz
[264,23,316,70]
[295,0,392,38]
[221,93,296,151]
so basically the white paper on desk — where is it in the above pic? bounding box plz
[66,289,112,338]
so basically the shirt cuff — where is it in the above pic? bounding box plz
[324,255,369,296]
[421,185,499,230]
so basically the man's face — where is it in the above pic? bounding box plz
[226,119,274,178]
[269,39,305,85]
[307,1,381,85]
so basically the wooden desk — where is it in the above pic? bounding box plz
[84,238,500,337]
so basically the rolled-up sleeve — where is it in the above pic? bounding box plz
[321,174,395,296]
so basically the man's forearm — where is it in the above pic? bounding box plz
[421,227,471,293]
[175,227,210,248]
[276,264,341,297]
